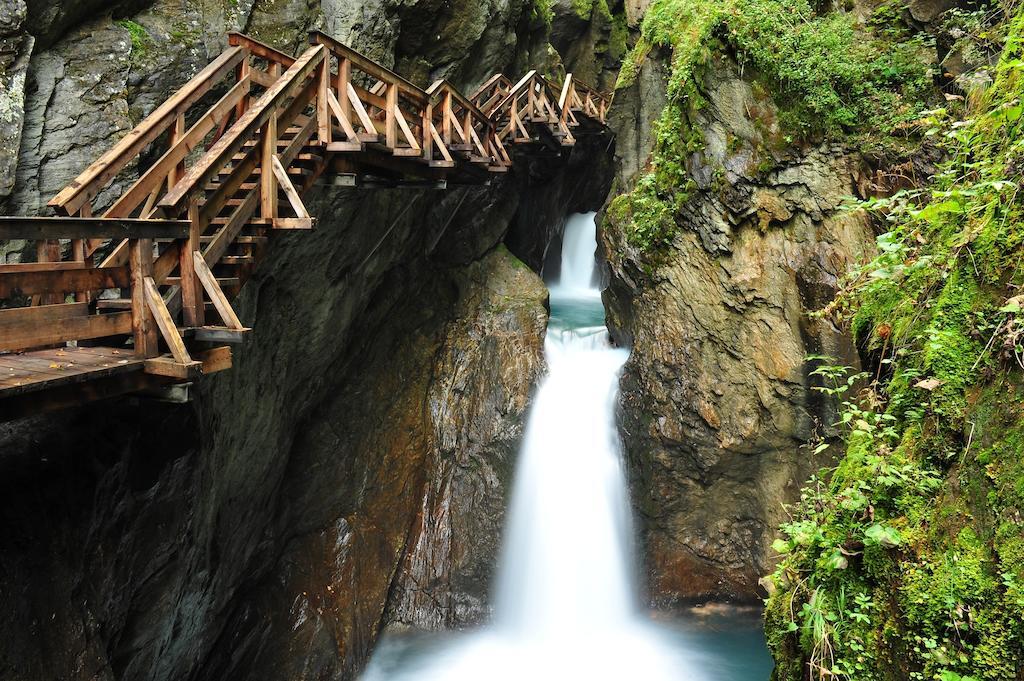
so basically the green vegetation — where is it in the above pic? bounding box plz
[607,0,934,253]
[572,0,595,19]
[765,6,1024,679]
[532,0,554,27]
[116,19,153,62]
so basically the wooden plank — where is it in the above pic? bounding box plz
[49,46,246,215]
[261,108,279,220]
[0,312,132,352]
[272,218,314,229]
[0,362,48,389]
[144,356,202,379]
[0,302,88,329]
[393,105,421,152]
[228,32,296,68]
[247,69,280,89]
[194,326,249,343]
[347,83,379,135]
[317,60,331,145]
[0,348,142,391]
[272,155,310,220]
[181,198,205,328]
[192,251,244,330]
[0,262,89,273]
[0,217,190,240]
[327,89,360,142]
[199,144,260,225]
[0,369,156,417]
[199,345,232,374]
[130,239,159,358]
[0,265,130,298]
[159,44,326,213]
[143,276,192,363]
[384,83,398,150]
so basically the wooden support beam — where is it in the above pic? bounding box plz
[143,276,192,364]
[385,83,398,150]
[199,345,233,374]
[0,266,129,298]
[271,155,311,222]
[130,239,159,358]
[0,217,191,241]
[145,356,202,379]
[192,251,245,330]
[194,326,249,343]
[0,311,133,352]
[181,198,205,327]
[317,59,331,145]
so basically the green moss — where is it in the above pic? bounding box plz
[765,6,1024,679]
[608,10,629,62]
[532,0,554,26]
[618,0,933,139]
[571,0,594,19]
[116,19,152,62]
[609,0,935,258]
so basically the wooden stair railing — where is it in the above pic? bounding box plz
[0,30,612,414]
[426,79,510,171]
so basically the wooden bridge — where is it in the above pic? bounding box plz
[0,32,610,419]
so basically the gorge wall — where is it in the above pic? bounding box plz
[600,7,876,604]
[0,1,616,680]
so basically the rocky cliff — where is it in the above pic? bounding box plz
[599,0,940,604]
[0,1,617,680]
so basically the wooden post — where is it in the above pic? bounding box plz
[337,57,351,129]
[235,51,251,121]
[130,237,159,358]
[442,91,452,144]
[422,102,433,162]
[385,83,398,150]
[169,111,186,190]
[317,59,331,145]
[181,197,205,327]
[261,66,280,222]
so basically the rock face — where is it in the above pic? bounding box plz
[0,3,617,681]
[0,177,570,681]
[602,52,874,603]
[192,243,548,681]
[0,0,30,202]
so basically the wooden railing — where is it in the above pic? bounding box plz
[0,218,197,375]
[0,30,612,411]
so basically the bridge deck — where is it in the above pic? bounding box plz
[0,347,145,397]
[0,30,611,419]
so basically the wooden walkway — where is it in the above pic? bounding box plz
[0,31,610,418]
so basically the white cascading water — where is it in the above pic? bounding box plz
[362,213,713,681]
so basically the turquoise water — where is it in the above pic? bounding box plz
[365,608,773,681]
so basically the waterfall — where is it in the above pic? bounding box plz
[494,212,635,636]
[361,213,714,681]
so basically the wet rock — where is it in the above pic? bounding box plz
[0,0,30,200]
[602,53,873,603]
[0,4,615,680]
[5,17,132,216]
